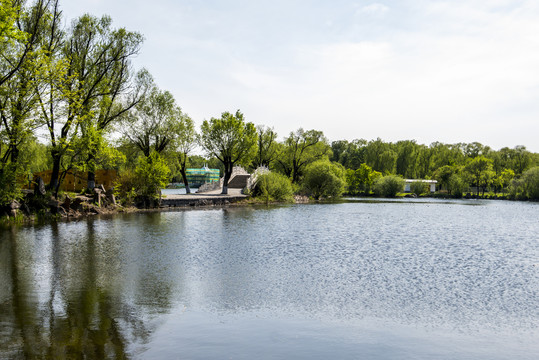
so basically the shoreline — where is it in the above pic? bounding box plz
[2,192,534,228]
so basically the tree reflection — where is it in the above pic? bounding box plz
[0,218,170,359]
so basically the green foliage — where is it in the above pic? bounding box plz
[433,165,457,191]
[302,160,346,200]
[410,181,428,196]
[448,174,467,198]
[200,110,258,168]
[276,128,331,183]
[0,163,22,205]
[200,110,257,193]
[331,139,367,170]
[495,169,514,195]
[373,175,404,197]
[134,152,170,200]
[346,163,381,195]
[509,166,539,200]
[113,169,137,206]
[122,76,184,157]
[115,151,171,206]
[464,156,494,195]
[252,125,278,170]
[253,172,294,203]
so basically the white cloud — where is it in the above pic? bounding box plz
[356,3,390,17]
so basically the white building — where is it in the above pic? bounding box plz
[404,179,437,193]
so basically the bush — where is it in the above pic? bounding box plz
[253,171,294,203]
[134,152,170,200]
[302,160,346,200]
[113,169,138,206]
[448,174,467,198]
[114,152,170,206]
[373,175,404,197]
[410,181,428,196]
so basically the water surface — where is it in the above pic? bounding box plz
[1,199,538,359]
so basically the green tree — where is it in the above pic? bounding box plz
[331,139,367,169]
[410,181,428,196]
[0,0,50,87]
[433,165,457,191]
[448,173,467,198]
[464,156,493,196]
[122,79,182,157]
[365,138,396,174]
[302,160,346,200]
[199,110,258,194]
[346,163,381,195]
[252,125,278,169]
[134,151,170,205]
[373,175,404,197]
[509,166,539,200]
[174,114,197,194]
[496,169,514,196]
[276,128,331,183]
[395,140,419,178]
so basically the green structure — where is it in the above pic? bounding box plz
[185,166,220,187]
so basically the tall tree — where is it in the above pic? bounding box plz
[199,110,257,194]
[36,12,143,194]
[276,128,330,183]
[0,0,54,201]
[464,156,493,196]
[122,79,182,157]
[252,125,278,169]
[174,114,197,194]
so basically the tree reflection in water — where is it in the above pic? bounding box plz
[0,218,168,359]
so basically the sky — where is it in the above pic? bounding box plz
[61,0,539,152]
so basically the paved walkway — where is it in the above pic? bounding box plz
[163,188,246,200]
[161,188,247,207]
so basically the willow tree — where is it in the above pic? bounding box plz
[199,110,257,194]
[251,125,278,169]
[276,128,330,183]
[122,79,182,157]
[36,12,143,194]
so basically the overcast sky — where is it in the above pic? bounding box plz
[61,0,539,152]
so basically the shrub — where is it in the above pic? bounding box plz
[113,169,138,206]
[373,175,404,197]
[115,152,170,206]
[410,181,428,196]
[302,160,346,200]
[448,174,467,198]
[253,171,294,203]
[135,152,170,201]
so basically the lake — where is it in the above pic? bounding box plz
[1,198,538,359]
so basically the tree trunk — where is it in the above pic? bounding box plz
[87,171,96,190]
[49,151,61,195]
[179,168,190,194]
[222,161,232,195]
[85,151,97,190]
